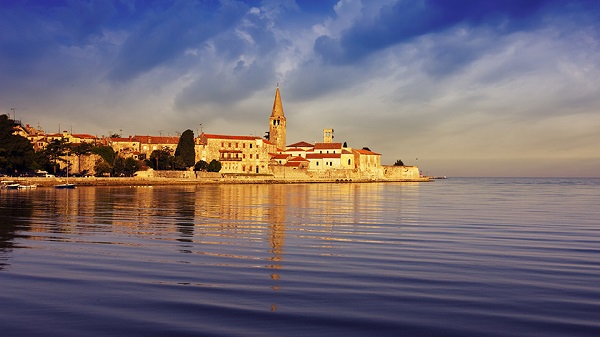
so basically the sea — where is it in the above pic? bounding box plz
[1,177,599,337]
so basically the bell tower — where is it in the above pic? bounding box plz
[269,85,287,150]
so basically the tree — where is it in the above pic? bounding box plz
[394,159,405,166]
[113,156,141,176]
[94,160,112,176]
[147,148,174,170]
[72,142,94,174]
[194,160,208,171]
[174,129,195,168]
[0,114,35,175]
[207,159,221,172]
[92,146,116,166]
[173,156,187,170]
[43,139,69,174]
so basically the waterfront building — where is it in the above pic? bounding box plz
[197,133,277,174]
[133,135,179,159]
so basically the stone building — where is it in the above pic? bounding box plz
[269,85,286,150]
[197,133,277,174]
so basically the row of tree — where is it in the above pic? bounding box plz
[0,115,221,176]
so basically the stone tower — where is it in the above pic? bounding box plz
[323,128,334,143]
[269,85,287,150]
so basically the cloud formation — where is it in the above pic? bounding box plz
[1,0,599,176]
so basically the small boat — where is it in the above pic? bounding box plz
[18,184,37,189]
[5,183,21,190]
[55,183,76,189]
[55,153,76,189]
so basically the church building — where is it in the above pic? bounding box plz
[269,85,287,150]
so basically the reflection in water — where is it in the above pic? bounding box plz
[1,184,420,297]
[1,184,421,271]
[3,179,600,337]
[0,190,33,269]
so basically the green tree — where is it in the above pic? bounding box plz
[94,160,112,176]
[194,160,208,171]
[174,129,195,168]
[394,159,405,166]
[43,139,69,174]
[173,156,187,170]
[72,142,94,174]
[92,146,116,166]
[147,148,174,170]
[0,114,35,175]
[207,159,221,172]
[113,156,141,176]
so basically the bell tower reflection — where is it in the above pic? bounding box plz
[267,185,287,311]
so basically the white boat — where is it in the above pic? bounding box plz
[5,183,21,190]
[55,153,76,189]
[55,183,75,189]
[18,184,37,189]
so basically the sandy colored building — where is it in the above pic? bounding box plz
[197,133,277,174]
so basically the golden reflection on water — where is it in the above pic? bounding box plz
[18,183,421,245]
[3,182,421,308]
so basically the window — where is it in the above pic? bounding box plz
[250,154,253,159]
[256,154,259,159]
[250,144,253,148]
[348,159,351,165]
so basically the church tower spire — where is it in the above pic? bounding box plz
[269,84,287,150]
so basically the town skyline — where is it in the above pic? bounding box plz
[2,1,599,177]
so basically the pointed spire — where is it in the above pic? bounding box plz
[271,86,284,117]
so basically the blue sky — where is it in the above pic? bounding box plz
[1,0,599,177]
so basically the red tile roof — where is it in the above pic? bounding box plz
[354,149,381,156]
[202,133,261,141]
[288,156,309,162]
[73,134,97,139]
[110,137,137,142]
[134,135,180,144]
[287,141,313,148]
[313,142,342,149]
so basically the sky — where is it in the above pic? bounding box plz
[1,0,599,177]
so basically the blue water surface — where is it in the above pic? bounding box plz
[1,178,599,336]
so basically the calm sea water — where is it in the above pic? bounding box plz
[1,178,599,337]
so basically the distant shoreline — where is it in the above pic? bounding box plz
[4,176,431,187]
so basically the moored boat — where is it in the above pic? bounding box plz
[55,152,76,189]
[55,183,76,189]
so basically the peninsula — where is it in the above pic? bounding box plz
[3,87,429,185]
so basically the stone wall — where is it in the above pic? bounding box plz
[382,165,421,180]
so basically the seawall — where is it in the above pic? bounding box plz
[6,172,430,187]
